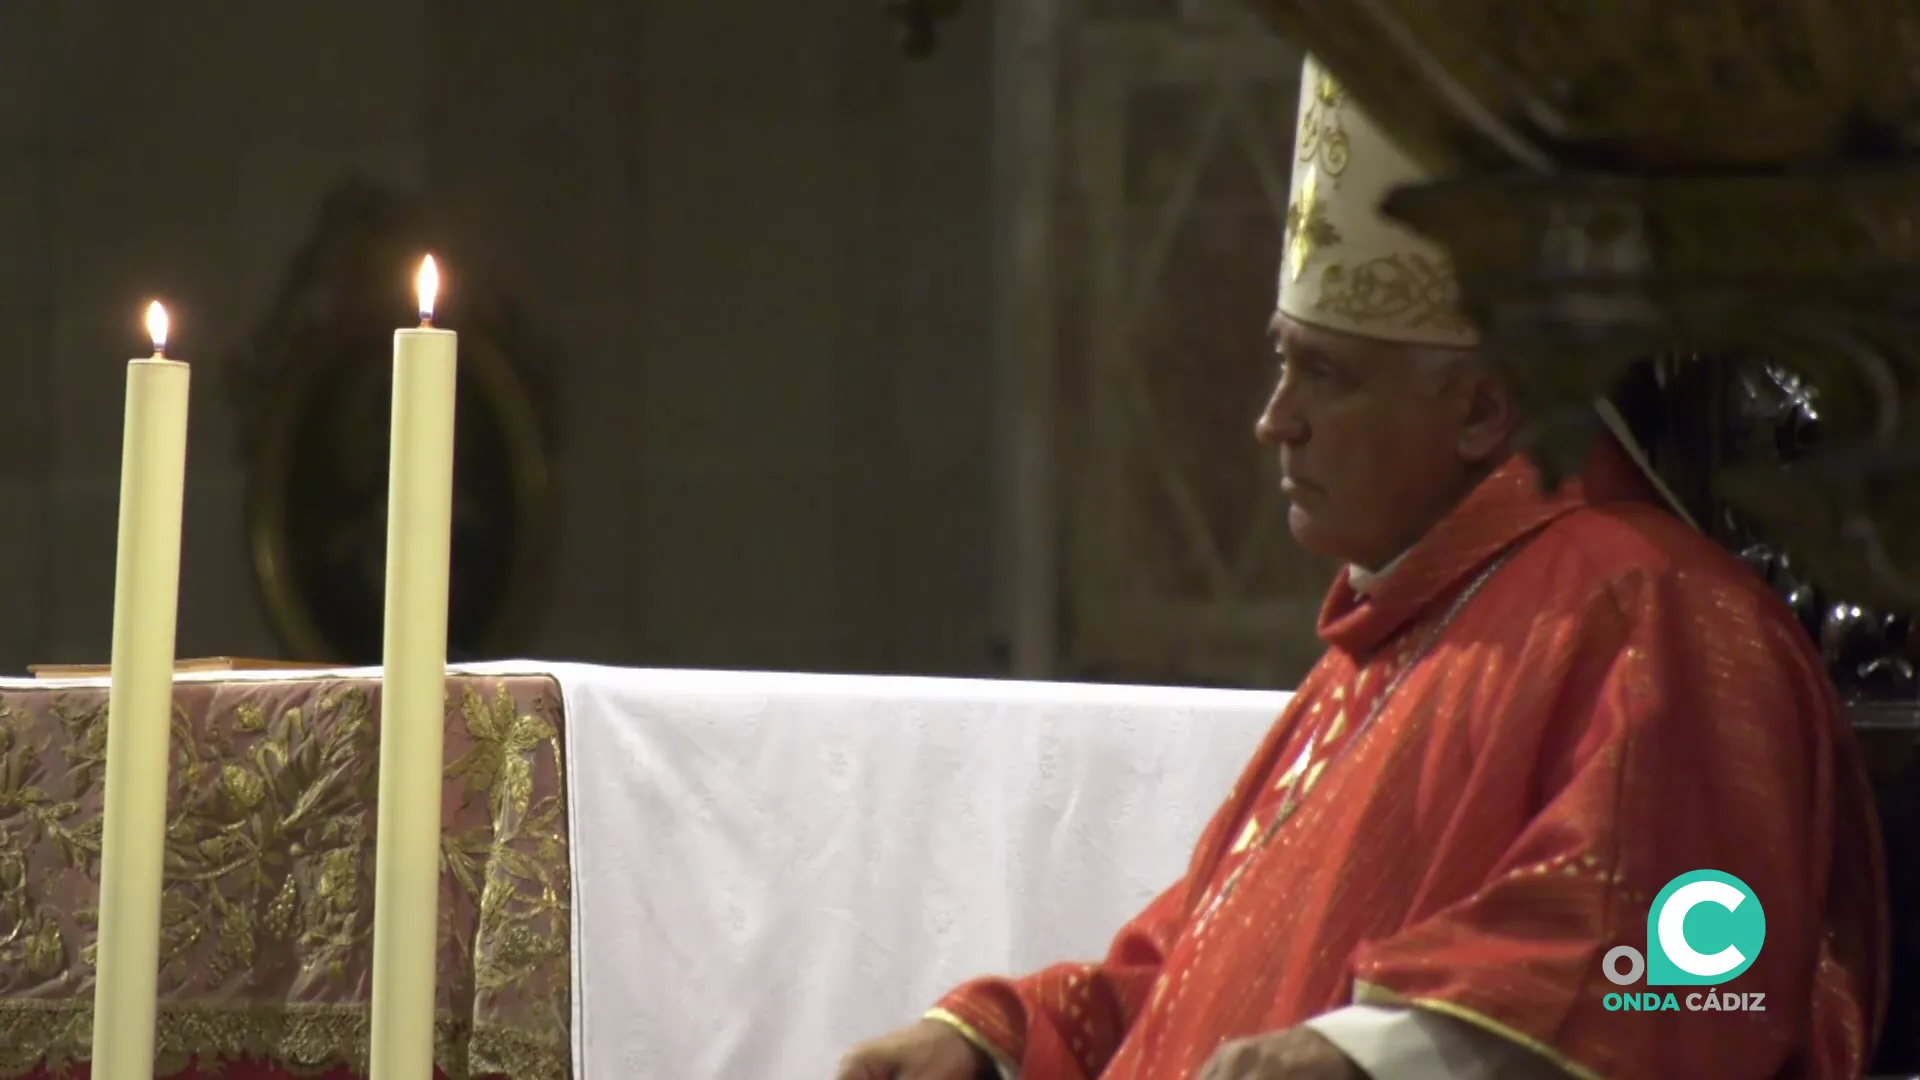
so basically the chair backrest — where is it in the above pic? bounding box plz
[1855,708,1920,1075]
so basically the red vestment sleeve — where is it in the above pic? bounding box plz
[932,876,1191,1079]
[1346,564,1887,1080]
[931,692,1310,1080]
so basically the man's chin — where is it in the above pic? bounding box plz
[1286,504,1332,556]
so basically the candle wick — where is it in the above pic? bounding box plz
[419,314,434,329]
[152,345,166,359]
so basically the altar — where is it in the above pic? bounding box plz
[0,663,1284,1079]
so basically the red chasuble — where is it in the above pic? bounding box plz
[935,443,1888,1080]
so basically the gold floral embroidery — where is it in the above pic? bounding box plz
[1287,72,1351,284]
[0,676,570,1080]
[1286,168,1342,283]
[447,685,570,1004]
[1296,73,1350,178]
[1311,253,1475,337]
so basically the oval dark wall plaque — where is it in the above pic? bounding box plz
[231,181,556,664]
[248,332,549,663]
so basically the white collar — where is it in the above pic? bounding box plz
[1346,549,1410,597]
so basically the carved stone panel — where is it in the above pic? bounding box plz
[1061,26,1330,687]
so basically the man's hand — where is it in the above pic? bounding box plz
[835,1018,990,1080]
[1195,1027,1368,1080]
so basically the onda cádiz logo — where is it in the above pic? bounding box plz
[1601,869,1767,1013]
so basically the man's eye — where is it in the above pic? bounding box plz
[1278,356,1324,379]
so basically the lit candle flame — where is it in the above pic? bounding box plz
[415,255,439,325]
[145,301,169,356]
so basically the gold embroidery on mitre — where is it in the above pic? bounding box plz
[1296,73,1350,178]
[1285,169,1341,283]
[1314,252,1475,337]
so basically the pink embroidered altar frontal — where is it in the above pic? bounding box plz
[0,674,572,1080]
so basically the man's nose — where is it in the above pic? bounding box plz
[1254,384,1305,445]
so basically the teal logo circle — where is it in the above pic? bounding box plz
[1645,870,1765,986]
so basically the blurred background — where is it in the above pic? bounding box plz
[0,0,1336,688]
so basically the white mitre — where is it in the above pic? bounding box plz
[1278,56,1696,530]
[1278,56,1475,348]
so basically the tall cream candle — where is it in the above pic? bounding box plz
[368,255,458,1080]
[90,301,191,1080]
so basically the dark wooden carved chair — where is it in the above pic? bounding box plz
[1857,707,1920,1073]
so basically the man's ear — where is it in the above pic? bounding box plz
[1454,368,1520,463]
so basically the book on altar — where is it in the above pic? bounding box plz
[27,657,336,679]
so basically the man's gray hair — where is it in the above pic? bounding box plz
[1411,345,1481,382]
[1405,344,1702,530]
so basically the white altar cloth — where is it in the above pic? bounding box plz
[2,662,1286,1079]
[517,664,1283,1080]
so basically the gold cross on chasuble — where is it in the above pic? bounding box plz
[1226,661,1389,859]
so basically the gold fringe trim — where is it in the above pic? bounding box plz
[1353,980,1609,1080]
[0,1000,568,1080]
[925,1006,1019,1078]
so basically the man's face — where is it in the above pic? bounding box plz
[1256,316,1513,570]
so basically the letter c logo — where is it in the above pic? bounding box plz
[1646,870,1766,986]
